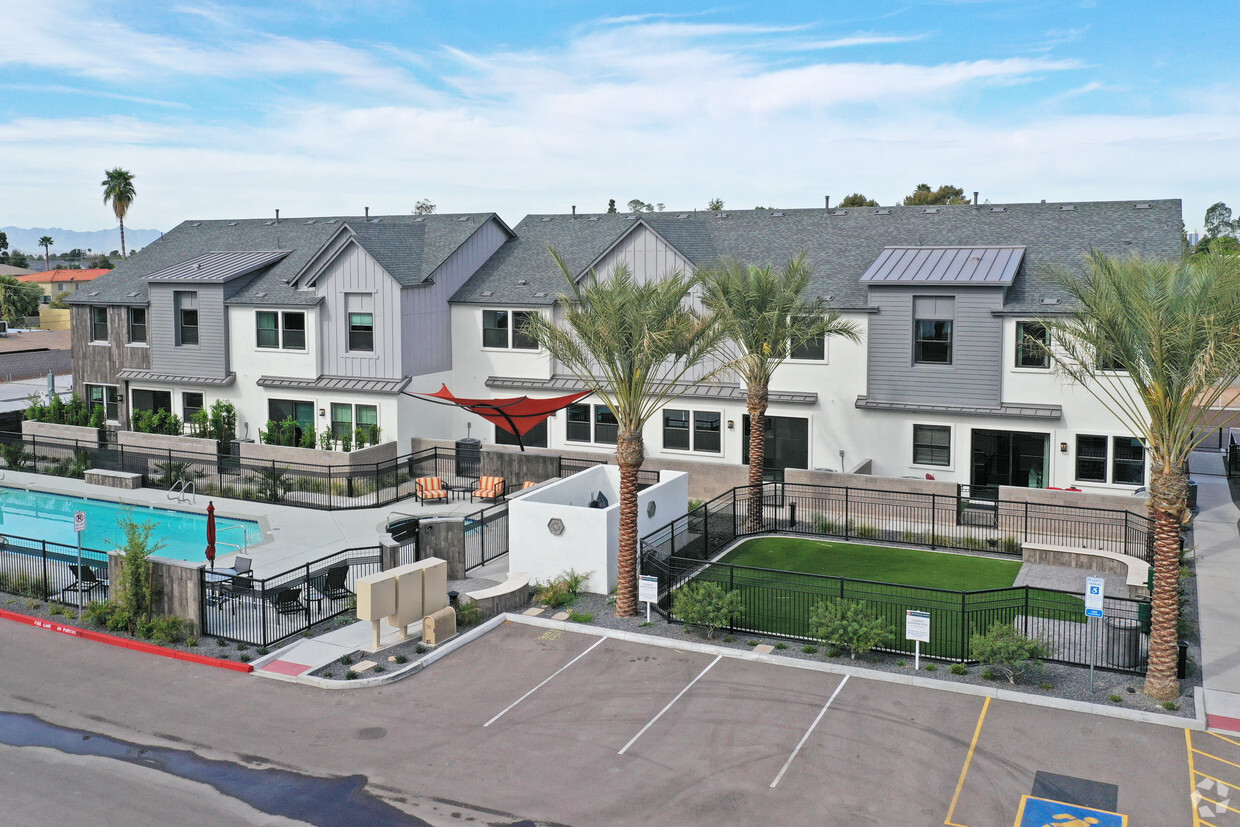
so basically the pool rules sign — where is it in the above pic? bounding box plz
[73,511,86,621]
[905,609,930,670]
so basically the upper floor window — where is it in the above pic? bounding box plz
[256,310,306,350]
[483,309,538,350]
[128,307,147,344]
[913,296,954,365]
[90,306,108,342]
[1015,321,1049,369]
[663,409,722,453]
[345,292,374,352]
[175,291,198,346]
[789,328,826,361]
[566,403,617,445]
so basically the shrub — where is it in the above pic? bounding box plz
[373,664,385,673]
[0,570,48,598]
[455,601,484,626]
[671,580,744,639]
[1109,694,1123,704]
[186,637,198,647]
[339,654,354,666]
[346,670,358,680]
[808,598,892,660]
[568,611,594,623]
[923,663,938,672]
[239,654,253,663]
[999,536,1023,555]
[113,510,166,635]
[415,644,427,655]
[149,616,189,645]
[687,498,704,512]
[969,622,1049,685]
[394,654,408,664]
[949,663,968,676]
[250,466,292,502]
[773,642,787,650]
[813,514,850,535]
[801,645,818,654]
[0,442,36,471]
[533,569,590,608]
[155,461,201,488]
[853,523,882,540]
[1162,701,1178,711]
[981,668,998,680]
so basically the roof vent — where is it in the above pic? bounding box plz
[457,216,470,222]
[678,213,690,219]
[369,217,382,223]
[326,219,338,224]
[256,291,268,298]
[876,208,892,215]
[88,290,100,296]
[990,206,1006,212]
[305,219,316,224]
[1134,203,1151,209]
[587,216,599,221]
[922,207,940,214]
[626,215,638,221]
[228,222,238,227]
[772,211,785,217]
[126,291,140,297]
[264,220,275,226]
[716,213,729,219]
[1059,205,1077,211]
[534,291,549,298]
[412,217,425,222]
[479,290,494,297]
[517,278,529,285]
[191,222,201,227]
[540,217,554,222]
[193,262,202,270]
[824,294,834,302]
[1041,297,1061,305]
[831,210,848,216]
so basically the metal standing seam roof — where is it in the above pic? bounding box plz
[860,246,1025,285]
[256,375,412,394]
[115,369,236,387]
[485,375,817,405]
[854,396,1062,419]
[144,250,291,283]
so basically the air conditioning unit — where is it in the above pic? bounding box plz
[0,320,8,337]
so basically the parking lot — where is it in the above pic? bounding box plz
[411,621,1196,825]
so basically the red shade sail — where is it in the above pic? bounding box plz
[408,385,592,449]
[205,500,217,569]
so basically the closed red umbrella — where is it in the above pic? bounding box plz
[205,500,216,570]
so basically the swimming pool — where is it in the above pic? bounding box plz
[0,486,263,562]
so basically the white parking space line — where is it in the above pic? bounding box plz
[482,636,606,728]
[618,654,722,756]
[769,675,850,789]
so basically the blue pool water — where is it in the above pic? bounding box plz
[0,486,262,562]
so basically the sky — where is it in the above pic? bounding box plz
[1,0,1237,239]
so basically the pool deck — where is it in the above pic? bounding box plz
[0,469,485,576]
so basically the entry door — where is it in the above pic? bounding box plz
[742,415,809,481]
[971,429,1048,489]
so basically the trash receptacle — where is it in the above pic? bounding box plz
[455,437,481,478]
[1187,479,1199,514]
[1105,617,1142,668]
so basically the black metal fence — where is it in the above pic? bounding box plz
[643,554,1148,673]
[464,501,509,573]
[199,546,381,647]
[1229,432,1240,479]
[641,482,1153,566]
[0,531,111,605]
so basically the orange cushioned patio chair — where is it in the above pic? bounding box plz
[472,475,505,502]
[416,476,447,503]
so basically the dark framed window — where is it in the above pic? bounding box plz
[282,312,305,349]
[565,403,617,444]
[182,392,204,423]
[914,319,952,364]
[90,306,108,341]
[331,403,352,440]
[1015,321,1049,368]
[496,419,548,448]
[594,406,618,445]
[256,311,279,349]
[1098,343,1125,371]
[348,312,374,351]
[175,291,198,346]
[694,411,721,453]
[663,409,690,450]
[912,424,951,466]
[512,310,538,349]
[40,294,50,305]
[482,310,509,348]
[663,409,721,452]
[789,317,825,361]
[85,384,118,421]
[1075,435,1108,482]
[128,307,146,344]
[1112,436,1145,485]
[131,388,172,413]
[566,403,591,443]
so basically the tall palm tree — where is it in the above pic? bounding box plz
[700,253,860,529]
[524,249,727,616]
[38,236,53,270]
[1041,251,1240,701]
[101,168,136,258]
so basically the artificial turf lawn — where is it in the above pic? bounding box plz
[721,537,1022,591]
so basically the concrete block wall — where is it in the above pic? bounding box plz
[21,420,102,448]
[240,439,398,469]
[116,429,217,456]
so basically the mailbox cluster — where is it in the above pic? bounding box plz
[355,558,455,650]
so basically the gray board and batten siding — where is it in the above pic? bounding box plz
[147,283,229,380]
[315,243,401,381]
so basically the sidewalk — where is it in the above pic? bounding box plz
[1189,454,1240,734]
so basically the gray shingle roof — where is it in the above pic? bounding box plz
[453,200,1183,312]
[69,213,506,306]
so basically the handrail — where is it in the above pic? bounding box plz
[167,479,196,504]
[215,523,249,551]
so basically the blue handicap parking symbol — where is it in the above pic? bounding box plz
[1015,795,1127,827]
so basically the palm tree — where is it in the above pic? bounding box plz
[1041,251,1240,701]
[38,236,53,270]
[524,249,727,616]
[700,253,860,529]
[101,168,136,258]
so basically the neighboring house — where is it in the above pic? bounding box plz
[16,269,109,330]
[448,200,1182,493]
[0,264,37,276]
[65,213,513,448]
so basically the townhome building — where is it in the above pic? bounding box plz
[67,199,1182,495]
[66,213,513,448]
[447,200,1182,494]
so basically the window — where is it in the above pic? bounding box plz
[256,310,306,350]
[131,389,172,413]
[128,307,147,344]
[496,420,548,448]
[1015,321,1048,368]
[90,306,108,342]
[331,403,379,441]
[1097,343,1125,371]
[345,293,374,352]
[56,283,65,292]
[1112,436,1145,485]
[912,424,951,466]
[40,294,50,305]
[1075,435,1108,482]
[175,291,198,346]
[789,321,825,361]
[566,403,616,444]
[182,392,204,423]
[482,309,538,349]
[913,296,954,365]
[85,384,118,421]
[663,409,721,453]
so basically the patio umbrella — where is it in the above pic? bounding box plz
[205,500,216,571]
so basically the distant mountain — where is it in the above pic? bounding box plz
[2,226,165,257]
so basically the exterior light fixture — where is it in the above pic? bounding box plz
[1060,442,1068,453]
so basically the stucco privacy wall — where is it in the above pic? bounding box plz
[508,466,688,594]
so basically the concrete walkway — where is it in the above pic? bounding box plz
[1189,453,1240,734]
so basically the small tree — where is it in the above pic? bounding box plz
[672,581,744,639]
[112,510,166,633]
[809,598,892,659]
[969,622,1049,685]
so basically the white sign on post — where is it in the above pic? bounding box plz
[1085,576,1105,618]
[73,511,86,621]
[905,609,931,670]
[73,511,86,533]
[638,575,658,623]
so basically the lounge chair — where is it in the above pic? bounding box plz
[472,475,505,502]
[61,564,109,599]
[270,587,304,616]
[312,564,353,601]
[232,556,253,577]
[415,476,447,503]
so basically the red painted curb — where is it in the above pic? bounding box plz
[0,608,254,673]
[1207,713,1240,735]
